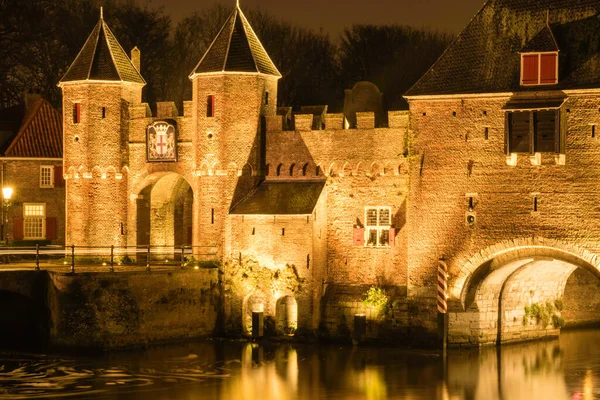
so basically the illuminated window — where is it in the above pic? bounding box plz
[24,203,45,239]
[40,166,53,188]
[364,206,391,247]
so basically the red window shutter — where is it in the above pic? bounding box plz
[522,54,539,85]
[54,166,65,187]
[389,228,396,247]
[13,217,24,240]
[73,103,81,123]
[540,53,558,84]
[353,227,364,246]
[46,217,57,240]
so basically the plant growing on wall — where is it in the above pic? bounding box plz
[523,299,564,328]
[362,286,390,316]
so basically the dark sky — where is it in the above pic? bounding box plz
[149,0,486,36]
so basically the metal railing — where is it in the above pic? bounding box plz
[0,245,218,273]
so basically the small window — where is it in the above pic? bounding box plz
[101,107,106,119]
[40,166,53,188]
[73,103,81,124]
[265,92,269,105]
[364,206,391,247]
[521,52,558,86]
[506,110,562,154]
[207,95,215,117]
[23,203,46,239]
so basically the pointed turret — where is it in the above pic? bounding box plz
[59,12,145,85]
[189,4,281,78]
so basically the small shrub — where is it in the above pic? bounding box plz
[362,286,389,309]
[554,298,564,312]
[552,315,565,328]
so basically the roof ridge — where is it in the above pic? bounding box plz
[237,7,260,73]
[222,8,237,72]
[101,20,123,81]
[5,99,44,156]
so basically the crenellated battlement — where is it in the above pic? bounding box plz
[266,110,409,133]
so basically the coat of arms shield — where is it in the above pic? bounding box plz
[146,121,177,162]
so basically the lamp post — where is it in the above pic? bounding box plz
[2,187,13,243]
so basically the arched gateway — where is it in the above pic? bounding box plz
[57,4,280,258]
[448,238,600,346]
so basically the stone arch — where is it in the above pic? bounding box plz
[452,238,600,304]
[275,295,298,336]
[383,162,393,176]
[241,163,253,177]
[243,293,266,336]
[211,161,222,176]
[289,163,296,177]
[448,238,600,346]
[370,162,383,177]
[328,162,338,177]
[276,163,283,177]
[106,166,118,178]
[67,166,77,179]
[301,163,309,177]
[227,162,238,176]
[355,162,365,176]
[91,165,103,179]
[197,161,210,176]
[341,162,352,177]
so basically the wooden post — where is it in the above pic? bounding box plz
[146,245,151,271]
[110,245,115,272]
[35,244,40,271]
[70,245,75,273]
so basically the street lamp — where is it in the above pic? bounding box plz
[1,187,13,243]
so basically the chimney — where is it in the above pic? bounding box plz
[131,46,141,72]
[24,89,41,110]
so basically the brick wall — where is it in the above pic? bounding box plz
[3,160,65,245]
[407,93,600,335]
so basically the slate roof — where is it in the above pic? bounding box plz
[4,99,62,158]
[190,5,281,77]
[405,0,600,96]
[60,16,145,84]
[521,25,559,53]
[230,181,325,215]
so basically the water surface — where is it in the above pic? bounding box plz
[1,329,599,399]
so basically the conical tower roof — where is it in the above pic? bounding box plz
[189,4,281,78]
[59,12,145,85]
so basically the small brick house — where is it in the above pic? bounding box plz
[0,93,65,246]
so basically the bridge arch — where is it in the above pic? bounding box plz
[448,238,600,346]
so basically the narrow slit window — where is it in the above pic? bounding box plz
[265,92,269,105]
[593,125,596,138]
[73,103,81,124]
[207,95,215,117]
[211,208,214,224]
[252,227,255,235]
[484,127,489,140]
[101,107,106,119]
[282,228,285,236]
[306,254,310,270]
[533,197,538,212]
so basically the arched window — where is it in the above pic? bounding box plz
[289,163,295,177]
[276,164,283,176]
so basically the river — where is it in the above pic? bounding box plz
[0,329,599,399]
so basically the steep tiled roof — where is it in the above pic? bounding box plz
[406,0,600,96]
[230,181,325,215]
[5,99,62,158]
[190,5,281,78]
[521,25,559,53]
[60,16,145,84]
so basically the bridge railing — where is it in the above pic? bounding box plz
[0,245,219,273]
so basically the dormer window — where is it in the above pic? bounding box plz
[521,52,558,86]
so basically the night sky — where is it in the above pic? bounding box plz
[150,0,486,36]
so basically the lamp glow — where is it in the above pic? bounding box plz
[2,187,12,200]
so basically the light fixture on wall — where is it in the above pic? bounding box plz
[1,187,13,243]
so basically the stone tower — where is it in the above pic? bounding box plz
[188,4,281,256]
[58,12,145,247]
